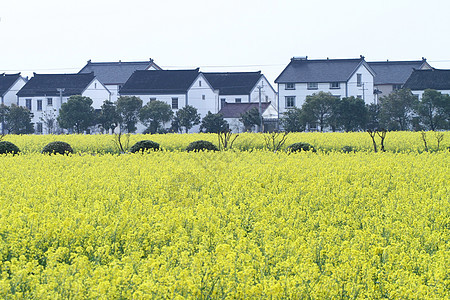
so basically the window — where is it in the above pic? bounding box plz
[171,97,178,109]
[285,83,295,90]
[357,74,362,87]
[36,123,43,134]
[94,82,97,89]
[202,95,206,100]
[357,95,362,99]
[199,80,202,87]
[150,98,156,102]
[330,82,340,89]
[47,98,53,106]
[393,84,402,90]
[265,95,269,102]
[307,82,318,90]
[220,98,226,107]
[25,99,32,110]
[285,96,295,108]
[37,99,42,111]
[235,98,241,103]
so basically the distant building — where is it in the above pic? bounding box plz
[368,58,432,103]
[275,56,375,116]
[0,73,28,133]
[119,69,218,133]
[203,71,277,110]
[79,59,161,101]
[403,68,450,99]
[16,73,110,134]
[218,102,278,133]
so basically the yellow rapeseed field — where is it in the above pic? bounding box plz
[0,133,449,298]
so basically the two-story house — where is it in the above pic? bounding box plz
[119,69,219,133]
[368,58,432,103]
[202,71,277,110]
[0,73,28,133]
[78,59,161,101]
[16,73,110,134]
[275,56,376,116]
[403,68,450,99]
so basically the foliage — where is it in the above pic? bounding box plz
[336,96,368,131]
[39,109,58,134]
[4,104,34,134]
[366,103,381,130]
[0,140,20,155]
[341,145,355,153]
[281,108,304,132]
[176,105,201,133]
[116,96,143,133]
[263,131,289,152]
[0,104,9,134]
[185,140,218,152]
[41,141,73,155]
[286,142,315,152]
[1,151,447,298]
[57,95,95,134]
[112,132,131,153]
[200,112,229,133]
[379,89,418,130]
[415,89,450,130]
[302,92,339,132]
[139,100,173,134]
[99,100,121,134]
[217,130,239,150]
[129,140,160,153]
[239,107,261,132]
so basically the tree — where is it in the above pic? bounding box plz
[379,89,417,130]
[366,103,381,130]
[0,104,10,134]
[116,96,143,133]
[336,96,368,131]
[416,89,450,130]
[6,104,34,134]
[200,112,229,133]
[239,107,261,132]
[281,108,305,132]
[40,109,58,134]
[139,100,173,134]
[57,95,95,134]
[175,105,200,133]
[99,100,121,134]
[301,92,338,132]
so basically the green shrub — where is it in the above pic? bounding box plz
[341,145,355,153]
[42,141,73,155]
[186,140,218,152]
[129,140,160,153]
[0,141,20,155]
[286,142,316,153]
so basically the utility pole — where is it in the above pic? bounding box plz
[361,83,368,102]
[257,81,264,132]
[57,88,65,107]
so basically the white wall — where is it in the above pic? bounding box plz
[82,79,111,109]
[2,77,27,106]
[347,64,375,105]
[106,84,119,102]
[249,76,278,109]
[187,74,219,118]
[412,89,450,99]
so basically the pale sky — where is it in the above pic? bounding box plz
[1,0,449,84]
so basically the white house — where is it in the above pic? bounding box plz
[78,59,161,101]
[368,58,432,103]
[16,72,110,134]
[119,69,219,133]
[218,102,278,133]
[203,72,278,110]
[403,68,450,99]
[275,56,376,116]
[0,73,28,133]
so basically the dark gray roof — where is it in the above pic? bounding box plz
[78,60,161,85]
[203,72,261,95]
[17,73,96,97]
[119,69,200,95]
[218,102,271,118]
[0,73,22,96]
[275,57,371,83]
[368,60,427,85]
[403,69,450,90]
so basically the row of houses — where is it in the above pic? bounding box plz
[1,56,449,134]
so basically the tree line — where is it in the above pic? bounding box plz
[281,89,450,132]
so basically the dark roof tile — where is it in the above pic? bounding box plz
[403,69,450,90]
[0,73,22,96]
[203,72,261,95]
[368,60,427,85]
[218,102,271,118]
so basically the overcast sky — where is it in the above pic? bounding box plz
[1,0,449,84]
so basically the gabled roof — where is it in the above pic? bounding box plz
[203,72,262,95]
[119,69,200,95]
[17,73,96,97]
[368,59,429,85]
[403,69,450,91]
[275,57,374,83]
[0,73,22,96]
[218,102,271,118]
[78,59,161,85]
